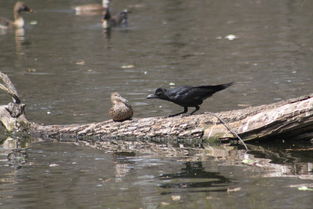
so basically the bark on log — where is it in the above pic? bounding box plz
[0,72,313,146]
[30,94,313,145]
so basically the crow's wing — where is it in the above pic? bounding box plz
[166,83,233,107]
[167,86,207,106]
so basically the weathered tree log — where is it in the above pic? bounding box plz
[30,94,313,144]
[0,72,313,146]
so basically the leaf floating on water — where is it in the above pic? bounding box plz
[169,82,175,86]
[49,163,59,167]
[76,60,85,65]
[171,195,181,201]
[298,186,313,191]
[227,187,241,193]
[121,64,135,69]
[242,159,255,165]
[161,202,170,206]
[225,34,238,40]
[30,20,38,25]
[26,68,37,72]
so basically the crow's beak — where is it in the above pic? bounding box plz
[146,94,158,99]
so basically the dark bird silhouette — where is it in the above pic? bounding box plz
[101,9,128,29]
[147,82,233,117]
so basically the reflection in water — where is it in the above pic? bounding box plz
[103,27,112,40]
[0,24,30,56]
[7,148,28,169]
[74,10,106,16]
[0,142,312,209]
[1,135,39,169]
[15,28,26,55]
[159,162,230,194]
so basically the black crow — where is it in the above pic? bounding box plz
[147,82,233,117]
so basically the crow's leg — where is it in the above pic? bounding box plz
[189,106,200,115]
[168,107,188,117]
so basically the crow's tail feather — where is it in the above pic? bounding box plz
[198,82,234,93]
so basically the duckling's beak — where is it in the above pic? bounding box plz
[119,97,128,103]
[25,6,33,13]
[146,94,158,99]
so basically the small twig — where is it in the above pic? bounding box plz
[208,112,249,151]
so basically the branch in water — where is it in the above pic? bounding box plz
[0,72,21,104]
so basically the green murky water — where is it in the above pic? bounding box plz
[0,0,312,208]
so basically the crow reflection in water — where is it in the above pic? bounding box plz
[159,162,230,193]
[147,82,233,117]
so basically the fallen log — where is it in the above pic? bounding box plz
[0,72,313,147]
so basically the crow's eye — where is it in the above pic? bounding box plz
[155,89,163,96]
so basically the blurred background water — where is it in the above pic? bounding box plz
[0,0,312,208]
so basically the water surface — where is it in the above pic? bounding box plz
[0,0,312,208]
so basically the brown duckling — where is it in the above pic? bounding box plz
[73,0,110,13]
[109,92,133,122]
[0,2,32,29]
[101,9,128,29]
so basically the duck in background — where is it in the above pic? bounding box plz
[109,92,133,122]
[101,9,128,29]
[0,2,32,29]
[73,0,110,15]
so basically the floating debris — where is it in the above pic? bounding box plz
[121,64,135,69]
[227,187,241,193]
[26,68,36,72]
[169,82,175,86]
[298,186,313,191]
[225,34,238,40]
[171,195,181,201]
[49,163,59,167]
[30,20,38,25]
[242,159,255,165]
[161,202,170,206]
[76,60,85,65]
